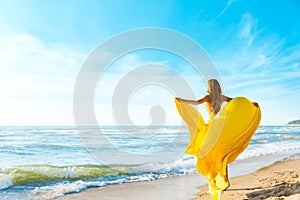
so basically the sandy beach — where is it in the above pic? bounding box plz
[59,158,300,200]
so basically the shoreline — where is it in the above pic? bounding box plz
[59,156,300,200]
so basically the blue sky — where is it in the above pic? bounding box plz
[0,0,299,125]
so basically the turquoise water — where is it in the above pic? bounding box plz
[0,126,299,199]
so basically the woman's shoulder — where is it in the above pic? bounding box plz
[221,95,232,102]
[203,95,210,102]
[197,95,210,104]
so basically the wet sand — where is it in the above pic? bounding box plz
[59,158,300,200]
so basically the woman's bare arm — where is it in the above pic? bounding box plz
[222,95,232,102]
[175,98,198,105]
[176,95,209,105]
[197,95,209,104]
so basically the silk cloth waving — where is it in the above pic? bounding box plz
[175,97,261,200]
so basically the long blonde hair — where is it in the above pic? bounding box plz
[207,79,222,116]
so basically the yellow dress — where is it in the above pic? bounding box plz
[175,97,261,199]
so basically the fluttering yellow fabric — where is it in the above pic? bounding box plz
[175,97,261,199]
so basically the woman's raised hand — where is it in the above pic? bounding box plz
[175,97,182,102]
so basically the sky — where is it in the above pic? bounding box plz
[0,0,299,126]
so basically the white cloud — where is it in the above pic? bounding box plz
[0,34,85,125]
[216,0,236,19]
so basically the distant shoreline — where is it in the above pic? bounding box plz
[287,119,300,126]
[286,124,300,126]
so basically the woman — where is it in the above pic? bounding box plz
[176,79,258,190]
[176,79,232,189]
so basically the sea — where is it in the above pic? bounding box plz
[0,126,300,200]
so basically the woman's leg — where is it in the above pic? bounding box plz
[224,165,230,190]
